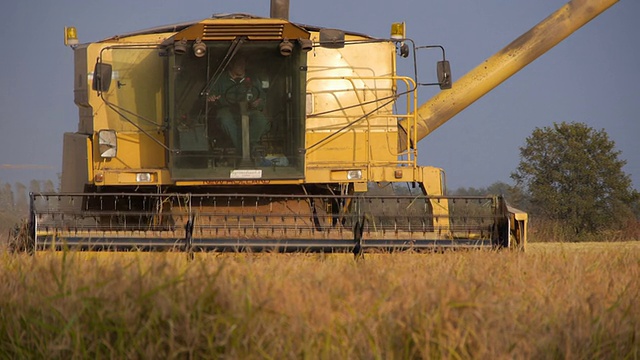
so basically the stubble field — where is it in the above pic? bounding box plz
[0,242,638,358]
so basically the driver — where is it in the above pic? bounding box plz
[207,56,269,151]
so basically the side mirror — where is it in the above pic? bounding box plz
[319,29,345,49]
[92,62,112,92]
[437,60,452,90]
[399,43,410,58]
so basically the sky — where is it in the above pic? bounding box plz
[1,0,638,191]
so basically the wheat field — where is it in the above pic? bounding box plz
[0,242,638,359]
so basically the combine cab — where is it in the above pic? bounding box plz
[26,0,618,254]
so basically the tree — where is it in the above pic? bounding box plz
[43,179,56,193]
[449,181,528,209]
[14,182,28,216]
[29,179,41,194]
[511,122,639,235]
[0,182,15,212]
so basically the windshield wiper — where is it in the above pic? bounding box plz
[200,36,246,96]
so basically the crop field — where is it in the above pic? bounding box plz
[0,242,638,358]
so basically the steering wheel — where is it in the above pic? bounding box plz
[224,83,261,105]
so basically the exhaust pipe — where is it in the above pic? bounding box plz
[270,0,289,20]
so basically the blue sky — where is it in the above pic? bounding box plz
[1,0,638,191]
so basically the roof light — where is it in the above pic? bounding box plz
[64,26,78,47]
[279,38,293,56]
[193,38,206,58]
[174,38,187,55]
[299,38,313,52]
[390,22,406,40]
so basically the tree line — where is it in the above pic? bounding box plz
[0,179,56,234]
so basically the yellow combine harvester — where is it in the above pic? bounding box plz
[27,0,617,254]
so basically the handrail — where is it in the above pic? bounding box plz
[306,75,418,168]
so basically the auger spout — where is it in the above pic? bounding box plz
[399,0,619,149]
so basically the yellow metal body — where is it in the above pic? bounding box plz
[64,33,170,191]
[62,19,438,193]
[305,34,419,185]
[507,205,528,251]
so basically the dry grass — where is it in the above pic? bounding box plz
[0,243,638,359]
